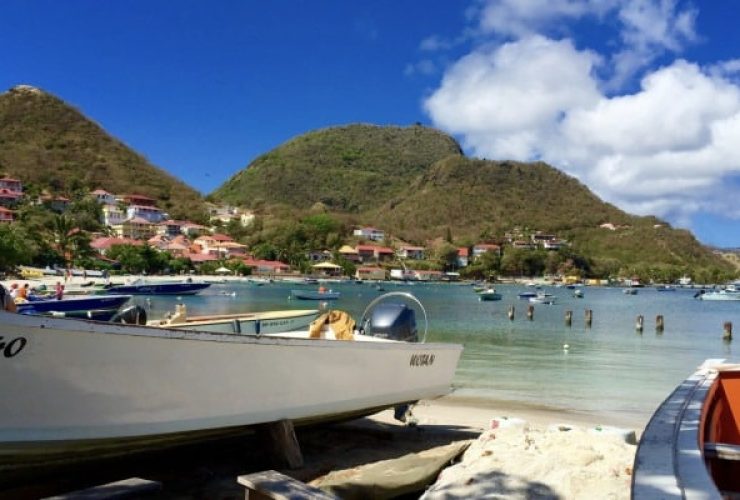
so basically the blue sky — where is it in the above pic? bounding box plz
[3,1,740,247]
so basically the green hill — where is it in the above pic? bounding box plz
[214,125,733,277]
[213,123,463,212]
[0,85,207,221]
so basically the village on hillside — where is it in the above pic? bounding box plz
[0,175,629,283]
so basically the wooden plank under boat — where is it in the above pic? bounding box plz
[632,359,740,498]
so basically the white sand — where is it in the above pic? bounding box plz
[369,397,639,499]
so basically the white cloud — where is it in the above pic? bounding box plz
[425,36,602,158]
[424,36,740,228]
[421,1,740,238]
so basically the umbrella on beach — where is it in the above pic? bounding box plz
[215,266,231,275]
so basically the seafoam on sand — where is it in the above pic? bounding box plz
[421,419,636,499]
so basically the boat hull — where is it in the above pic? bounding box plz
[291,289,340,300]
[0,311,461,473]
[16,295,132,315]
[106,282,210,295]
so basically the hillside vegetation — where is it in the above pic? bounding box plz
[0,85,207,221]
[214,125,733,277]
[214,124,463,212]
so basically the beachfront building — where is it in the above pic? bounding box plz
[397,245,425,260]
[355,267,386,281]
[338,245,361,263]
[413,270,443,281]
[242,258,291,276]
[353,226,385,242]
[0,206,15,223]
[192,233,247,259]
[311,261,343,277]
[356,244,394,263]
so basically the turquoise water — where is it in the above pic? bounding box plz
[136,281,740,427]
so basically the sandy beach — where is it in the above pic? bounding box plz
[313,396,641,499]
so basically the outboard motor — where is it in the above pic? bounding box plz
[110,305,147,325]
[363,302,418,342]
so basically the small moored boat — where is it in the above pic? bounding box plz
[529,293,556,305]
[291,289,340,300]
[148,304,319,334]
[695,288,740,301]
[16,294,133,321]
[106,278,210,296]
[478,289,502,301]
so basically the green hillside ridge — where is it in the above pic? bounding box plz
[213,125,733,277]
[214,123,463,212]
[0,83,730,279]
[0,85,207,222]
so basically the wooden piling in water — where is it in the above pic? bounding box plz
[508,305,515,321]
[527,304,534,321]
[724,321,733,341]
[655,315,664,333]
[585,309,593,328]
[636,315,644,332]
[565,310,572,327]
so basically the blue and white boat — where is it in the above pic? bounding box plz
[106,279,210,296]
[16,294,133,320]
[291,289,340,300]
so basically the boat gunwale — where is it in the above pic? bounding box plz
[0,310,463,351]
[632,359,730,499]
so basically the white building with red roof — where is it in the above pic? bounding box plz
[353,226,385,242]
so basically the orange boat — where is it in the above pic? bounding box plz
[632,359,740,498]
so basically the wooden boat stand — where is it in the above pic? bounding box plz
[256,419,304,470]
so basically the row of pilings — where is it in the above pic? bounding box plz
[505,304,733,340]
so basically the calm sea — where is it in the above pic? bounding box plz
[137,281,740,428]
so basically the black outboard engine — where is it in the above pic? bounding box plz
[363,302,417,342]
[110,305,147,325]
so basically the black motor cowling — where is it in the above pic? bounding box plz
[363,302,417,342]
[110,305,147,325]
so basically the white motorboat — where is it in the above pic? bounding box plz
[696,289,740,301]
[0,292,462,474]
[147,304,319,334]
[529,293,556,305]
